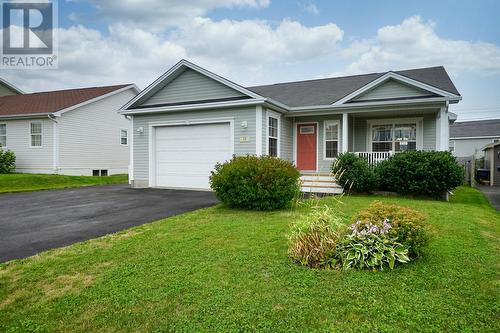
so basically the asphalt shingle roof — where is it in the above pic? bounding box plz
[0,85,130,117]
[450,119,500,138]
[246,66,460,107]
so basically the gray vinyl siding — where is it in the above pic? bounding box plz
[292,115,343,173]
[353,115,437,152]
[58,88,135,175]
[1,118,54,173]
[132,106,256,182]
[451,137,500,158]
[353,80,432,101]
[141,69,245,106]
[280,116,293,161]
[0,83,18,96]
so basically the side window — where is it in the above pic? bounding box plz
[120,129,128,146]
[0,124,6,147]
[268,116,278,157]
[30,122,42,147]
[325,121,339,159]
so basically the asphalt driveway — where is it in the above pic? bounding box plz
[478,185,500,211]
[0,185,218,262]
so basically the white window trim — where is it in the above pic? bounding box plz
[148,117,235,188]
[323,120,340,160]
[366,117,423,153]
[120,128,129,146]
[0,123,6,149]
[266,110,281,157]
[29,121,43,149]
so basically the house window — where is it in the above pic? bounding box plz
[30,122,42,147]
[120,129,128,146]
[324,121,339,159]
[371,122,417,152]
[0,124,6,147]
[268,116,278,157]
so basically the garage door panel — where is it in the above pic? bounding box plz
[154,123,231,189]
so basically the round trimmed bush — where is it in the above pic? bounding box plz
[376,151,463,197]
[209,155,301,210]
[331,153,378,193]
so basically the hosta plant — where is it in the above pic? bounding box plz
[337,220,410,270]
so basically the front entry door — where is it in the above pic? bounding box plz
[297,123,317,171]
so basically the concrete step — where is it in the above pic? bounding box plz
[301,186,343,194]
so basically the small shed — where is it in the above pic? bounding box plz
[483,142,500,186]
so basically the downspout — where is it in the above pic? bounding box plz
[48,114,59,174]
[125,115,133,185]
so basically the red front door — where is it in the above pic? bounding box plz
[297,123,317,171]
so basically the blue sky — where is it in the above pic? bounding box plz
[3,0,500,120]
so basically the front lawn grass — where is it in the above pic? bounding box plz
[0,173,128,193]
[0,187,498,332]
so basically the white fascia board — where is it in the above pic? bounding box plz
[285,96,450,116]
[451,136,500,140]
[0,113,52,119]
[332,72,461,106]
[120,98,266,115]
[0,77,24,94]
[53,85,139,117]
[120,59,264,111]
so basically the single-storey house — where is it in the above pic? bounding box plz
[450,119,500,158]
[119,60,461,193]
[0,84,139,176]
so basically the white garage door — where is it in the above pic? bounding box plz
[155,123,231,189]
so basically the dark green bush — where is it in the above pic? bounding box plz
[0,148,15,174]
[331,153,378,193]
[376,151,463,197]
[209,155,301,210]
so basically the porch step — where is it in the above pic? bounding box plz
[300,174,343,195]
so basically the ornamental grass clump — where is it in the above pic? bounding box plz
[288,205,347,269]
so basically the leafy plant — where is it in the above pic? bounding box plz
[352,201,428,258]
[209,155,301,210]
[0,148,16,174]
[288,205,347,268]
[331,153,378,193]
[337,231,410,270]
[376,151,463,197]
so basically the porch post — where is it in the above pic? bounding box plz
[342,112,348,153]
[437,105,449,151]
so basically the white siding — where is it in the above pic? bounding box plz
[141,69,245,106]
[0,118,54,173]
[132,106,256,186]
[452,137,500,158]
[57,88,136,175]
[353,80,433,101]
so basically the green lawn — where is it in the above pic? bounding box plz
[0,173,128,193]
[0,187,498,332]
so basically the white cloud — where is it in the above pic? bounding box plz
[71,0,271,31]
[343,16,500,75]
[303,2,319,15]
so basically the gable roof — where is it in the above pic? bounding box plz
[0,78,24,95]
[247,66,460,108]
[0,84,134,117]
[450,119,500,138]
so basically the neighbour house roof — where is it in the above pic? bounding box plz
[0,84,133,117]
[482,141,500,151]
[246,66,460,108]
[0,77,24,95]
[450,119,500,138]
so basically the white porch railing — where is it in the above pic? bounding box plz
[355,152,394,166]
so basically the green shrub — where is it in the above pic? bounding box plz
[288,205,347,268]
[0,148,15,174]
[209,155,301,210]
[376,151,463,197]
[331,153,378,193]
[337,229,410,270]
[352,201,428,258]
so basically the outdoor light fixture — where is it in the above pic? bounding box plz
[241,121,248,128]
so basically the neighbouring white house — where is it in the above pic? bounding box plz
[0,78,24,96]
[449,119,500,158]
[119,59,461,193]
[0,83,139,176]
